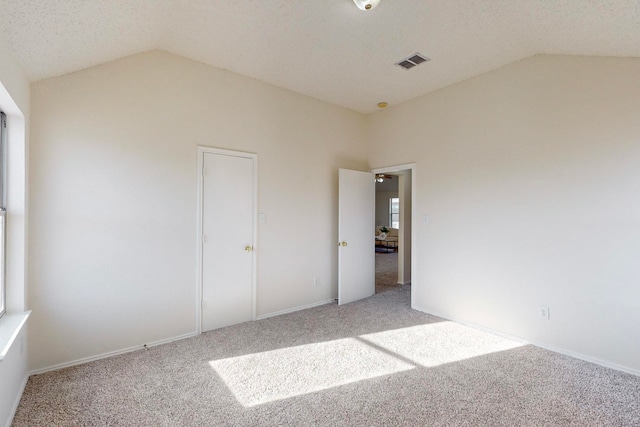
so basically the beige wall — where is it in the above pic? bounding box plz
[398,172,411,285]
[28,51,367,371]
[368,55,640,373]
[375,190,397,227]
[26,52,640,375]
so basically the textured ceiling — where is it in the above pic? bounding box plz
[1,0,639,113]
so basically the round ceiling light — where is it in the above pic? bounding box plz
[353,0,381,11]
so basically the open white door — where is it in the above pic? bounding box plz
[338,168,375,305]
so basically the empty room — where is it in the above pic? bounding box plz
[1,1,639,426]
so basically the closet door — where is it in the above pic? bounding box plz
[201,150,256,331]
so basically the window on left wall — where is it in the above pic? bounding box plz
[0,112,6,318]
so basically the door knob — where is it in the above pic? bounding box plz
[340,241,348,247]
[244,245,253,252]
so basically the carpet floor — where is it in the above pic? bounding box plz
[375,251,399,294]
[13,286,640,426]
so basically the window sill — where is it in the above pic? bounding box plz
[0,311,30,361]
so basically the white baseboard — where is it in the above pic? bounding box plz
[412,304,640,378]
[257,299,335,320]
[4,374,28,427]
[527,340,640,377]
[29,332,198,376]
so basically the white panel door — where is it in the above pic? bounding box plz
[202,152,255,331]
[338,168,375,305]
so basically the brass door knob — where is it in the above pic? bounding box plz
[340,241,348,247]
[244,245,253,252]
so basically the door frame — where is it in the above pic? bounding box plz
[196,146,258,334]
[371,163,416,308]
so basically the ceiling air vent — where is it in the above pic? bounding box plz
[395,53,430,70]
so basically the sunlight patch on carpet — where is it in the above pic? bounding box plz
[360,322,526,368]
[209,337,415,407]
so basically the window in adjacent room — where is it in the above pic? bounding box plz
[389,197,399,229]
[0,112,6,318]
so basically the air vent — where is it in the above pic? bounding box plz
[395,53,430,70]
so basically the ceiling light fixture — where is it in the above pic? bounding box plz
[353,0,380,11]
[375,173,393,183]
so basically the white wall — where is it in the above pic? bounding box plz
[0,29,30,427]
[0,327,27,427]
[398,172,411,284]
[375,190,397,226]
[368,55,640,373]
[27,51,640,377]
[29,50,367,371]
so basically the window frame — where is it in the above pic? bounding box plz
[0,111,6,318]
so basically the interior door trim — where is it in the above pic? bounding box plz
[371,163,416,308]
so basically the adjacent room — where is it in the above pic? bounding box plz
[0,1,639,425]
[375,173,401,293]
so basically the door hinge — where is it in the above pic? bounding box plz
[202,234,207,244]
[202,167,206,177]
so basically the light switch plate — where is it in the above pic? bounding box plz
[539,306,550,320]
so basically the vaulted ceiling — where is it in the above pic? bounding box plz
[1,0,638,113]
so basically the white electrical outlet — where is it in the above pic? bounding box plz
[313,277,319,287]
[539,306,550,320]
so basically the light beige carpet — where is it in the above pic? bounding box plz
[13,285,640,426]
[375,251,399,294]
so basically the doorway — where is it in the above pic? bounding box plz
[374,173,399,294]
[372,166,413,296]
[337,164,415,306]
[196,147,257,333]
